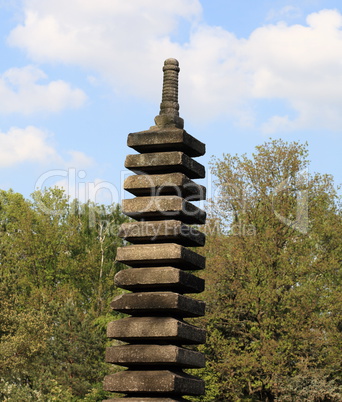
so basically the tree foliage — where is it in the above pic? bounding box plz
[1,140,342,401]
[0,188,128,401]
[195,140,342,401]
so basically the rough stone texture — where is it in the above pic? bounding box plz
[116,243,205,270]
[125,152,205,179]
[105,58,206,401]
[104,370,205,395]
[153,58,184,129]
[127,128,205,157]
[118,220,205,247]
[103,399,188,402]
[107,317,206,344]
[110,292,205,317]
[124,173,206,200]
[122,196,206,224]
[114,267,205,294]
[105,344,205,368]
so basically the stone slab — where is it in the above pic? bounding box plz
[114,267,205,294]
[103,370,205,395]
[118,220,205,247]
[107,317,206,344]
[110,292,205,317]
[124,173,206,200]
[127,128,205,157]
[105,344,205,368]
[125,152,205,179]
[103,399,188,402]
[116,244,205,270]
[122,197,206,225]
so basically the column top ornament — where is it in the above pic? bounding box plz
[154,58,184,129]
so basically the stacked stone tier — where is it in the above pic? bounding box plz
[105,344,205,368]
[116,243,205,270]
[104,399,189,402]
[127,128,205,157]
[118,220,205,247]
[104,370,204,396]
[110,292,205,317]
[107,316,206,344]
[115,267,205,294]
[124,173,206,200]
[122,196,205,224]
[125,151,205,178]
[105,75,206,400]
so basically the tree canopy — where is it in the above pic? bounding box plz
[0,188,128,401]
[193,139,342,401]
[1,140,341,401]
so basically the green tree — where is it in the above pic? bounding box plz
[0,189,128,400]
[196,140,342,401]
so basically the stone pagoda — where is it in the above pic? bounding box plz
[104,58,207,401]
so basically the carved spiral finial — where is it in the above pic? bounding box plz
[154,58,184,129]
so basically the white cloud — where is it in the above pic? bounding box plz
[7,2,342,132]
[261,115,297,134]
[49,176,119,205]
[246,9,342,131]
[0,65,87,114]
[0,126,57,166]
[266,5,302,21]
[7,0,201,97]
[65,150,94,169]
[0,126,94,169]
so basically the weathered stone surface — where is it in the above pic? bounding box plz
[124,173,206,200]
[114,267,205,294]
[127,128,205,157]
[103,370,205,395]
[122,196,206,225]
[125,152,205,179]
[107,317,206,344]
[116,244,205,270]
[119,220,205,247]
[103,398,188,402]
[153,58,184,129]
[105,344,205,368]
[105,58,206,400]
[110,292,205,317]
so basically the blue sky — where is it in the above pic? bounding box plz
[1,0,342,205]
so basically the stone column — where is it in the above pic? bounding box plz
[103,59,206,401]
